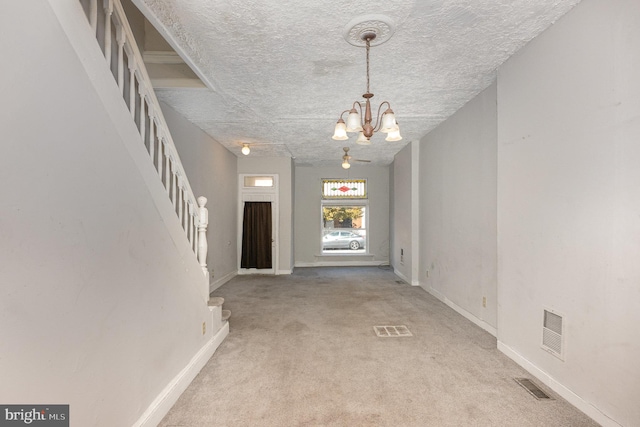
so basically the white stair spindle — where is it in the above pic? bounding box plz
[197,196,209,278]
[157,134,164,181]
[177,175,184,226]
[170,159,178,206]
[191,205,197,251]
[89,0,98,34]
[148,115,155,161]
[172,173,177,208]
[164,146,171,194]
[193,202,199,254]
[138,90,146,141]
[187,201,194,245]
[167,156,175,201]
[115,23,125,94]
[103,0,113,67]
[172,169,179,212]
[128,57,136,118]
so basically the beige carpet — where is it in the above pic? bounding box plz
[159,267,598,426]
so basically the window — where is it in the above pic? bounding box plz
[321,205,367,253]
[244,176,274,187]
[322,179,366,199]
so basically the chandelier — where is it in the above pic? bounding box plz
[332,26,402,144]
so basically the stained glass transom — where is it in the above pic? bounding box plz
[322,179,367,199]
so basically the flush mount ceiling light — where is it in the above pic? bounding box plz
[241,143,250,155]
[332,15,402,144]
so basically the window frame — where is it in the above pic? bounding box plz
[320,200,368,254]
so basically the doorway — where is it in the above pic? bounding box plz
[241,201,272,269]
[238,174,278,275]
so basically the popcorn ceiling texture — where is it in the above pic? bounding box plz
[138,0,581,166]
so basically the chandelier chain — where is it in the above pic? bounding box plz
[365,38,370,94]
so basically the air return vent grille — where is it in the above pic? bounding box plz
[542,309,564,359]
[514,378,553,400]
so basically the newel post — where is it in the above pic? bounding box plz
[197,196,209,279]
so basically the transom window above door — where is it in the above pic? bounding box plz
[244,176,274,187]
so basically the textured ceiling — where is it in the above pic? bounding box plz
[133,0,581,166]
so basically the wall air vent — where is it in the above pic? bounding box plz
[542,308,564,359]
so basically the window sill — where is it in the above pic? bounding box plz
[315,253,375,258]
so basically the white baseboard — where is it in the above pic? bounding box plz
[392,267,420,286]
[497,341,621,427]
[422,284,497,337]
[277,269,293,275]
[133,322,229,427]
[393,268,410,284]
[209,270,237,293]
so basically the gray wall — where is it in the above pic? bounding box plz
[161,101,238,290]
[497,0,640,424]
[0,2,216,425]
[390,144,413,282]
[294,165,390,266]
[418,82,498,332]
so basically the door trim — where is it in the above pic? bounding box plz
[238,174,279,275]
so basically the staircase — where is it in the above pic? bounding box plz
[208,297,232,329]
[78,0,228,329]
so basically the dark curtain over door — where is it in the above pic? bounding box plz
[241,202,272,269]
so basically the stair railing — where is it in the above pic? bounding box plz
[79,0,209,278]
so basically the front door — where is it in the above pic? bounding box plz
[240,201,272,270]
[238,174,278,275]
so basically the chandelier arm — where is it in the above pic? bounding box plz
[338,109,350,120]
[372,101,391,133]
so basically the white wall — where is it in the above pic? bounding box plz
[497,1,640,425]
[294,165,390,266]
[418,82,498,333]
[237,156,294,274]
[390,144,413,283]
[161,101,238,291]
[0,2,222,425]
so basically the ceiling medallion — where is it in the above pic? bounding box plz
[342,14,395,47]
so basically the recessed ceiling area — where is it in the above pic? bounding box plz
[130,0,582,166]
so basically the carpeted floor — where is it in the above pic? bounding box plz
[159,266,599,426]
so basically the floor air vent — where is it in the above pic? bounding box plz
[374,325,413,337]
[514,378,553,400]
[542,309,564,359]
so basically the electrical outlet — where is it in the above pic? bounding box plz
[482,297,487,308]
[202,322,206,335]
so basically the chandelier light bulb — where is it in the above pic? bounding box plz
[332,119,349,140]
[380,109,398,133]
[241,143,250,155]
[356,132,371,145]
[342,159,351,169]
[346,108,363,133]
[385,127,402,141]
